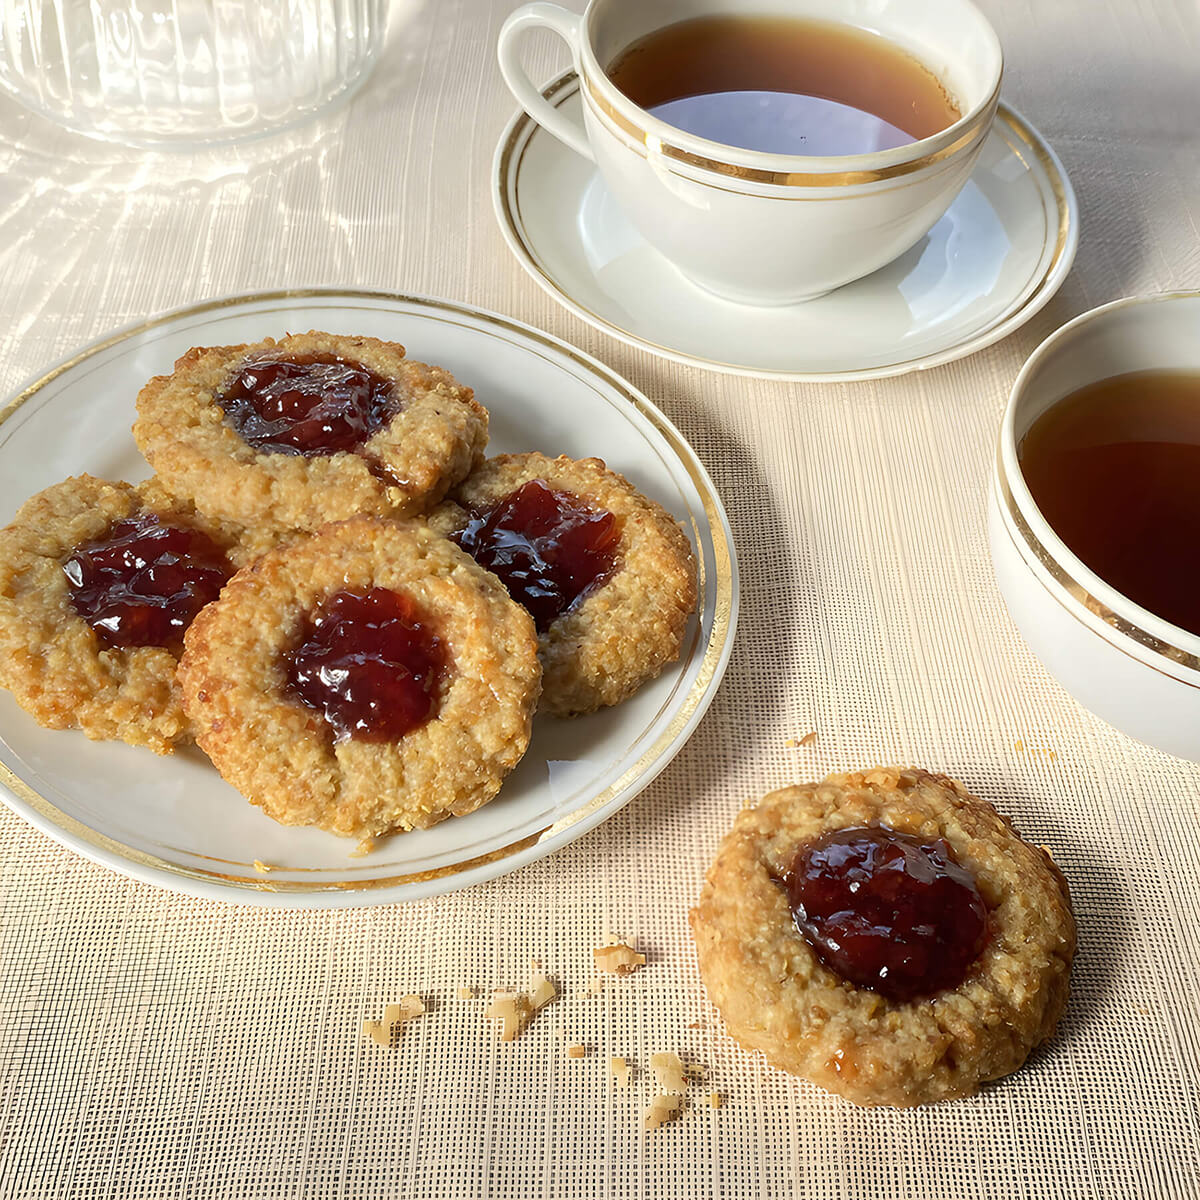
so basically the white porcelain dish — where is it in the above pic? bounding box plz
[494,73,1077,382]
[990,291,1200,761]
[0,290,738,905]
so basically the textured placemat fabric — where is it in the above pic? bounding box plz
[2,1,1200,1196]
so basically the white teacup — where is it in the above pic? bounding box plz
[498,0,1003,306]
[990,293,1200,762]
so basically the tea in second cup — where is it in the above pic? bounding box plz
[499,0,1003,306]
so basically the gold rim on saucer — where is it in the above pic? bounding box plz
[494,71,1077,382]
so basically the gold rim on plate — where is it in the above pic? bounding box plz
[0,288,737,899]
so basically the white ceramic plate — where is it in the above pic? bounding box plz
[494,73,1078,382]
[0,290,737,907]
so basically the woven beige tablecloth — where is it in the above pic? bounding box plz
[2,1,1199,1196]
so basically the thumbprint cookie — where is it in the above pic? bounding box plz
[690,768,1075,1107]
[428,453,697,717]
[177,516,541,841]
[134,332,488,534]
[0,475,257,754]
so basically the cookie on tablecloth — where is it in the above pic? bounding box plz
[690,768,1075,1107]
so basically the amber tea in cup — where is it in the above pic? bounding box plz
[1019,370,1200,637]
[606,15,961,156]
[498,0,1000,303]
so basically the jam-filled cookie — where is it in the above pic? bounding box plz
[428,453,697,717]
[690,768,1075,1107]
[134,332,488,534]
[178,516,540,841]
[0,475,257,754]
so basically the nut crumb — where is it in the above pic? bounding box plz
[568,1044,587,1059]
[593,938,646,976]
[252,859,271,874]
[799,730,818,747]
[643,1093,682,1130]
[687,1020,704,1029]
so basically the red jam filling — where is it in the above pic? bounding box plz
[784,826,989,1003]
[285,588,445,743]
[218,352,394,456]
[63,515,232,649]
[453,479,619,633]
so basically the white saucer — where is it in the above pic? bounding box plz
[494,73,1078,382]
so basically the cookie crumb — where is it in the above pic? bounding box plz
[485,992,532,1042]
[529,967,557,1011]
[360,993,427,1051]
[252,859,271,874]
[363,994,426,1048]
[799,730,818,747]
[708,1092,722,1109]
[361,1018,391,1047]
[351,837,375,858]
[593,937,646,976]
[384,995,425,1023]
[485,966,557,1041]
[568,1043,587,1059]
[643,1093,682,1131]
[587,977,604,995]
[651,1051,687,1094]
[610,1056,632,1087]
[457,986,475,1000]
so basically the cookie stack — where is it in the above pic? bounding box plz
[0,332,698,843]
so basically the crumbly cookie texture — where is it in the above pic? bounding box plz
[0,475,254,754]
[178,516,540,839]
[690,767,1076,1108]
[134,331,488,535]
[428,453,697,717]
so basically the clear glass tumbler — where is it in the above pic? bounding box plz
[0,0,387,147]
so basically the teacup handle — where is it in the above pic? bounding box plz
[497,3,595,163]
